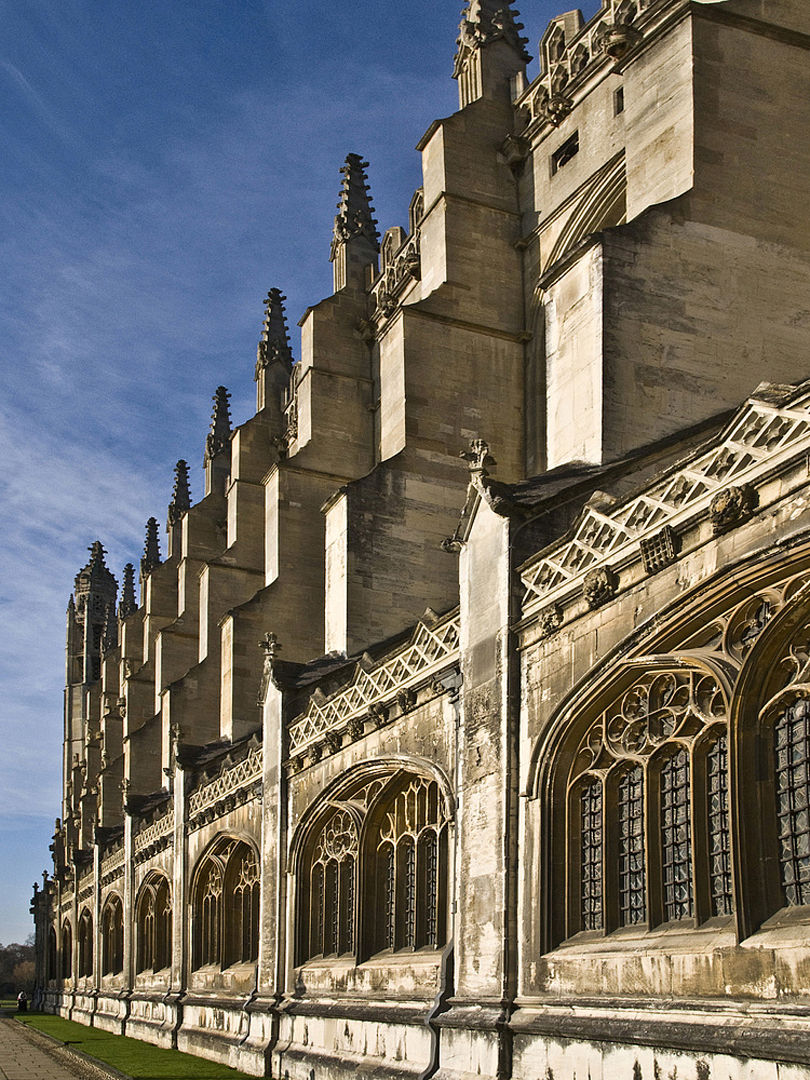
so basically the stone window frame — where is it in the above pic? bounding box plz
[190,836,260,971]
[47,926,58,984]
[101,892,124,976]
[135,872,172,974]
[60,918,72,981]
[527,568,810,966]
[292,759,454,968]
[77,907,93,979]
[559,659,732,943]
[731,578,810,937]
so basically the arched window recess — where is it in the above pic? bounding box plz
[191,836,260,971]
[135,873,172,975]
[292,759,454,967]
[540,656,734,949]
[731,578,810,937]
[101,893,124,976]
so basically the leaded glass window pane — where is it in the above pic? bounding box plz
[707,736,733,916]
[618,766,646,925]
[661,749,693,921]
[775,698,810,906]
[581,779,603,930]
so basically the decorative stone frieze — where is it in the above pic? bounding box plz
[523,0,652,128]
[133,809,174,863]
[187,746,262,829]
[521,396,810,615]
[287,611,460,755]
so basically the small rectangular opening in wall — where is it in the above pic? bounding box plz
[614,87,625,115]
[551,131,579,175]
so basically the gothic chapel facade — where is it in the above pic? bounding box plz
[33,1,810,1077]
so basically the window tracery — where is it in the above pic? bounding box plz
[775,699,810,906]
[565,666,729,938]
[192,838,260,970]
[297,772,450,964]
[136,874,171,973]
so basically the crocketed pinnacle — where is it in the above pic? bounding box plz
[102,600,118,652]
[454,0,531,74]
[256,289,294,377]
[168,460,192,527]
[118,563,137,618]
[331,154,380,256]
[141,517,161,577]
[205,386,232,461]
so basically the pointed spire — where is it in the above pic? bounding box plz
[141,518,161,577]
[118,563,137,619]
[455,0,531,69]
[331,154,380,260]
[205,386,232,462]
[167,460,192,527]
[255,289,294,380]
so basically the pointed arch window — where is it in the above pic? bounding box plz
[192,839,260,970]
[559,666,731,941]
[775,698,810,906]
[297,772,450,965]
[48,926,58,983]
[78,908,93,978]
[136,874,172,973]
[102,894,124,976]
[61,920,72,980]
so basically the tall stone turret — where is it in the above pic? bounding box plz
[204,385,232,496]
[67,542,118,686]
[454,0,531,107]
[330,154,379,291]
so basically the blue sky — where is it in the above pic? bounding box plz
[0,0,598,944]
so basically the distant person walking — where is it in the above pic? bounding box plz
[16,991,27,1012]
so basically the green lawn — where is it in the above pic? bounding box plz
[15,1012,257,1079]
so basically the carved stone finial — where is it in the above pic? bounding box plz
[460,438,497,474]
[258,633,282,705]
[256,289,294,379]
[141,517,161,577]
[205,386,232,462]
[168,460,192,527]
[331,154,380,258]
[259,632,281,660]
[73,542,117,608]
[118,563,137,618]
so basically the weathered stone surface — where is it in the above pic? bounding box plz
[33,3,810,1079]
